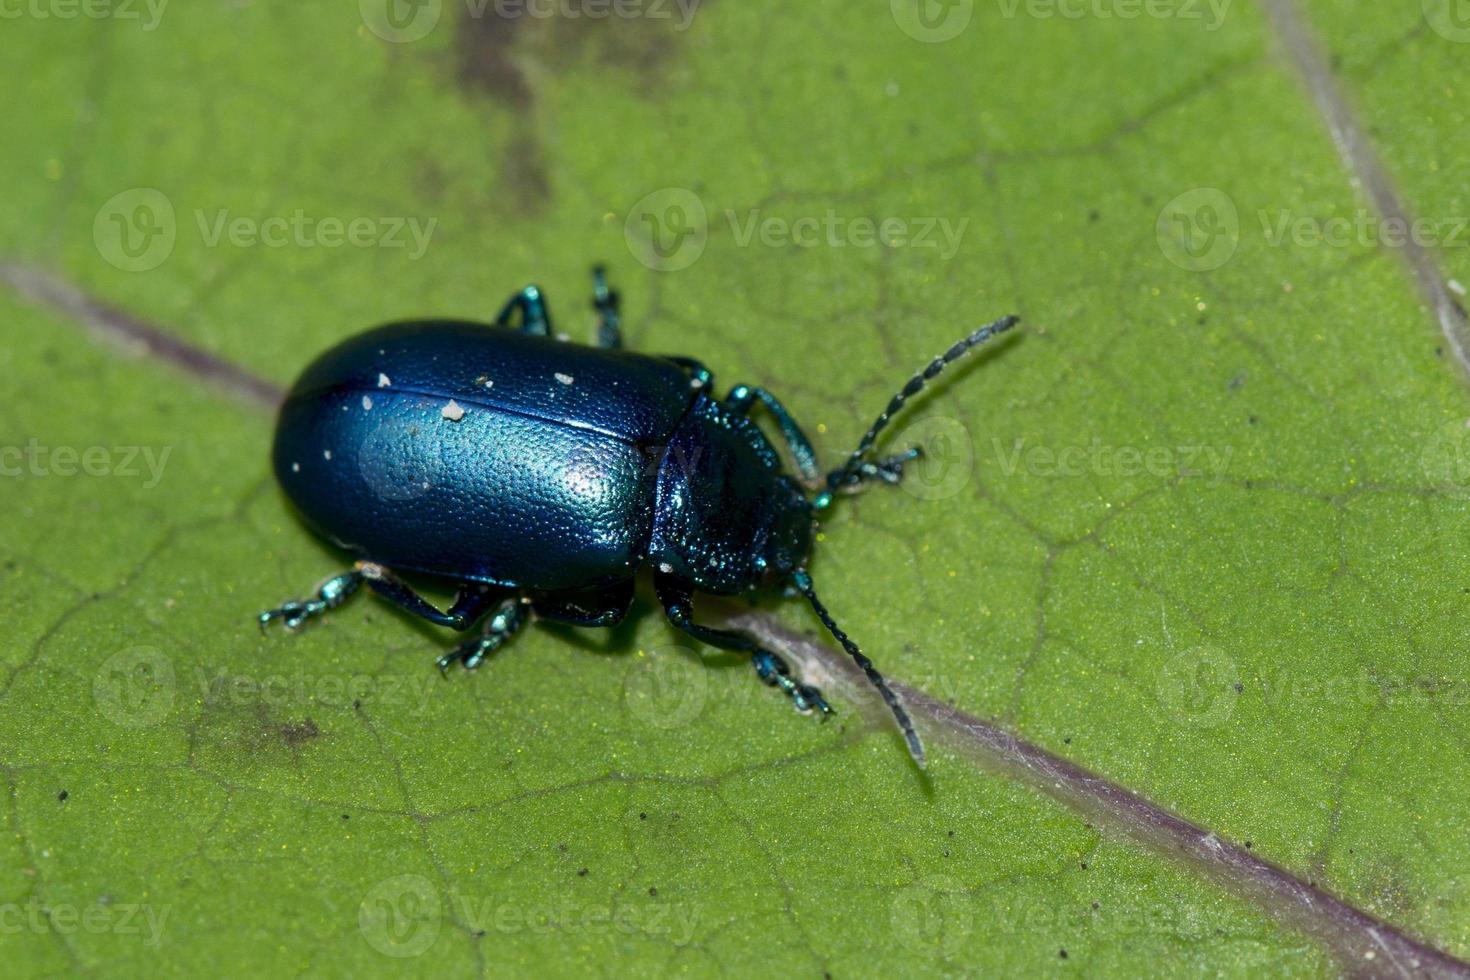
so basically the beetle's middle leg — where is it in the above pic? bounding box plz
[437,596,530,672]
[655,572,831,716]
[356,564,505,630]
[494,285,553,336]
[260,563,505,633]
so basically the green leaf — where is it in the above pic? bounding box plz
[2,1,1468,975]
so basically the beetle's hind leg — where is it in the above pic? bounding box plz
[591,266,622,349]
[654,572,831,716]
[494,285,553,336]
[259,569,364,632]
[437,596,530,672]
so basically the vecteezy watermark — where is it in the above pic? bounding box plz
[1420,417,1470,489]
[358,874,698,957]
[195,668,439,714]
[1156,187,1239,272]
[726,210,969,260]
[993,438,1232,479]
[891,875,973,956]
[623,645,709,730]
[890,0,974,42]
[0,441,171,488]
[0,0,167,29]
[359,0,700,43]
[194,210,436,260]
[0,900,170,948]
[1160,187,1470,272]
[1156,646,1239,728]
[359,875,441,958]
[1260,669,1470,709]
[896,417,975,501]
[453,895,699,945]
[94,188,438,272]
[94,646,176,729]
[624,187,709,272]
[622,187,970,271]
[1258,209,1470,251]
[995,0,1231,30]
[1423,0,1470,43]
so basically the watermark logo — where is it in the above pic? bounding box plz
[360,874,441,957]
[94,646,175,728]
[891,874,973,956]
[891,0,974,42]
[1423,875,1470,947]
[1420,418,1470,489]
[94,188,176,272]
[625,187,708,272]
[896,417,974,501]
[357,419,442,502]
[623,645,708,729]
[1424,0,1470,42]
[1157,645,1238,728]
[1157,187,1238,272]
[360,0,442,42]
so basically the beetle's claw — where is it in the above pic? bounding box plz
[793,685,833,717]
[258,599,323,633]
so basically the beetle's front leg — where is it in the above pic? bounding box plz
[655,572,831,716]
[725,385,822,487]
[258,569,364,632]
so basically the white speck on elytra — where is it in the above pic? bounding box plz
[291,462,300,473]
[555,373,574,385]
[658,562,673,574]
[378,373,391,388]
[442,400,466,422]
[323,450,332,461]
[362,395,373,411]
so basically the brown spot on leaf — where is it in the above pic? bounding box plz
[452,3,712,215]
[281,717,321,747]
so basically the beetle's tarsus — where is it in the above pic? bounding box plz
[751,650,831,717]
[432,597,529,673]
[258,571,363,634]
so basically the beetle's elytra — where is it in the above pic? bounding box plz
[261,268,1018,765]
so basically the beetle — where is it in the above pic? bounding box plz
[260,267,1017,765]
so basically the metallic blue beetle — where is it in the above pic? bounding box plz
[261,268,1017,765]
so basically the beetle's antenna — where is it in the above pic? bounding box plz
[824,314,1019,498]
[791,569,926,768]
